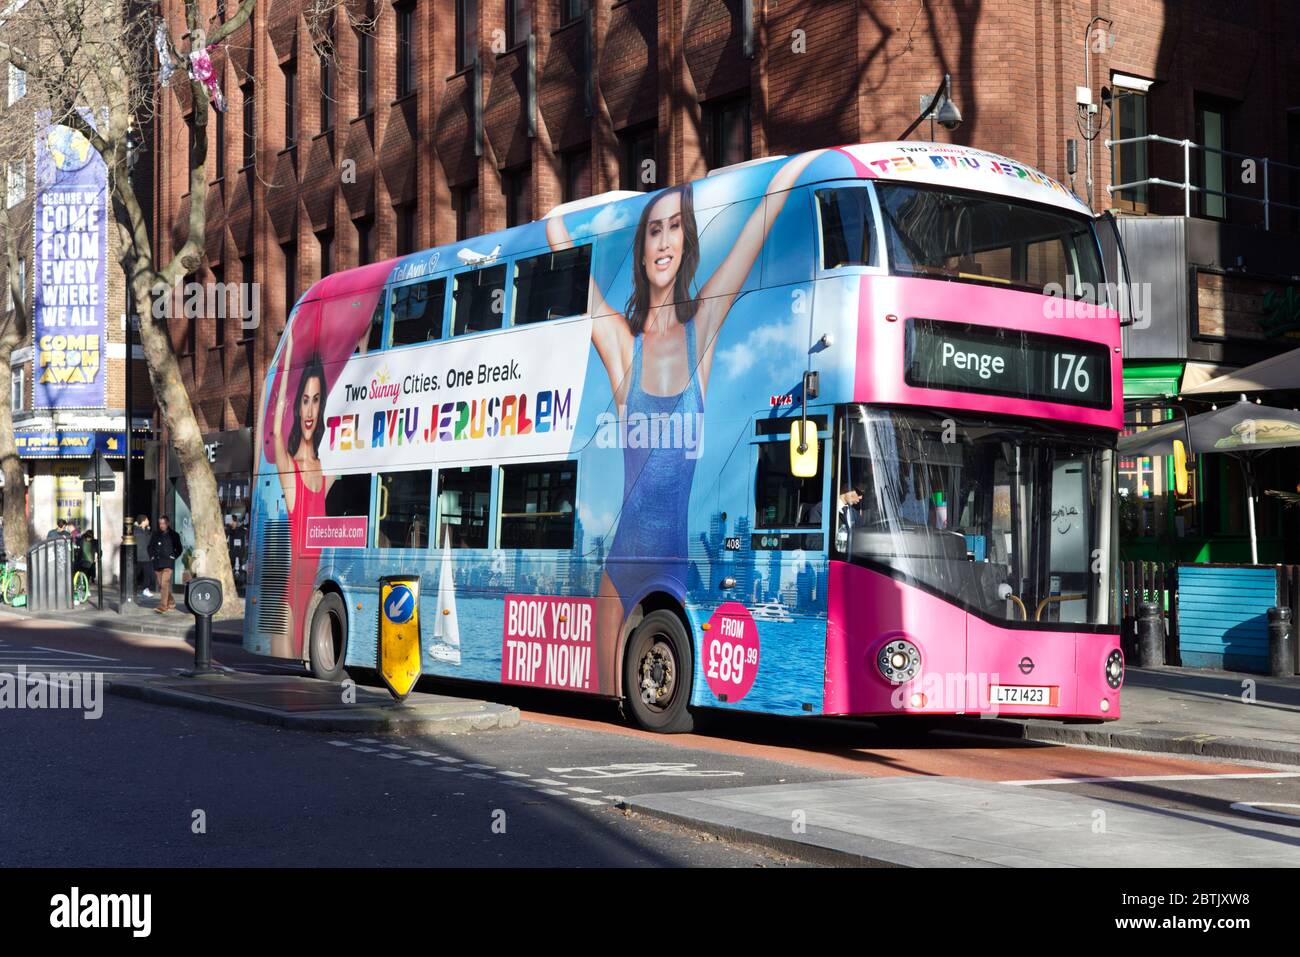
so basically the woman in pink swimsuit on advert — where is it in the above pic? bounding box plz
[269,332,335,656]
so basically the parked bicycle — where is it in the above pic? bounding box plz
[0,558,26,606]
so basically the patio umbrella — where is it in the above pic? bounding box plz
[1180,345,1300,395]
[1119,398,1300,563]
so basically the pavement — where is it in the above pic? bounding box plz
[18,582,245,642]
[623,774,1300,867]
[107,672,520,734]
[967,666,1300,766]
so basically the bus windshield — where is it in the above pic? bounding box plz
[875,183,1104,299]
[836,406,1117,627]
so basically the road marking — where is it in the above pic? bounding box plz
[33,646,119,660]
[571,797,606,806]
[531,778,566,786]
[567,786,603,794]
[379,753,405,760]
[1008,771,1300,786]
[1229,802,1300,821]
[538,788,568,796]
[411,750,440,758]
[464,763,495,770]
[496,770,528,778]
[547,762,744,779]
[408,760,432,767]
[435,756,463,764]
[327,741,352,747]
[354,747,378,753]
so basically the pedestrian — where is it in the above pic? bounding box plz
[45,517,70,540]
[148,516,183,613]
[133,515,154,596]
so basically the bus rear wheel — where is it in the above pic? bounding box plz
[308,592,349,682]
[623,610,694,733]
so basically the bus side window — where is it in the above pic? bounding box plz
[325,473,371,518]
[452,264,507,336]
[498,461,577,549]
[391,277,447,346]
[375,470,432,549]
[436,466,492,548]
[762,186,815,287]
[815,187,877,269]
[513,245,591,324]
[754,439,825,528]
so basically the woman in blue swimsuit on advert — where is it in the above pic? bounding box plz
[547,150,823,698]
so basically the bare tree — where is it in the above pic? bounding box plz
[0,0,263,613]
[0,199,31,563]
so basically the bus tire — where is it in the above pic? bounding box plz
[623,609,694,733]
[308,592,349,682]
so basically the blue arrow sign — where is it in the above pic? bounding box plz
[383,584,415,624]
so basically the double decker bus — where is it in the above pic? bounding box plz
[245,141,1125,732]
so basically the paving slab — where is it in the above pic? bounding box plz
[107,672,520,734]
[953,666,1300,767]
[624,777,1300,868]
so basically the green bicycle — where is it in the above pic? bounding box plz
[0,560,25,606]
[72,570,91,605]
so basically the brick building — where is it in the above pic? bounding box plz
[150,0,1300,563]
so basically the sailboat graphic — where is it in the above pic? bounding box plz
[428,526,462,665]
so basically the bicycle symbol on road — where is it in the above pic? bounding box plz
[547,762,744,779]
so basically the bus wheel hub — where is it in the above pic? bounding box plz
[639,641,675,706]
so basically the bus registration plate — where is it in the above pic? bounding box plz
[989,685,1056,706]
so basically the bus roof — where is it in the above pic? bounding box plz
[835,141,1091,218]
[296,141,1090,304]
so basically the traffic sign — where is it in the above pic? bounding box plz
[378,576,422,700]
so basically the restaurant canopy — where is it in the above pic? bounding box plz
[1181,345,1300,395]
[1119,398,1300,563]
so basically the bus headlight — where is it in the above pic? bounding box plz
[877,639,921,684]
[1105,649,1124,689]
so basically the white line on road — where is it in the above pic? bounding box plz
[1007,771,1300,786]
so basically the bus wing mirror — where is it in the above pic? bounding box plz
[790,422,818,477]
[1172,439,1190,495]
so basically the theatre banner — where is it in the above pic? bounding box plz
[33,110,108,409]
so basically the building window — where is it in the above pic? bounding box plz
[396,202,417,256]
[7,63,25,105]
[214,108,225,178]
[452,265,506,336]
[558,0,586,27]
[6,160,25,208]
[10,366,23,412]
[704,94,751,171]
[212,265,227,349]
[356,25,373,115]
[283,59,297,148]
[1112,88,1149,213]
[456,0,477,72]
[241,82,255,168]
[506,0,532,47]
[619,124,657,191]
[454,182,478,240]
[319,43,334,131]
[1196,98,1229,221]
[561,145,590,203]
[356,216,374,265]
[503,164,531,227]
[499,461,577,549]
[437,467,492,548]
[375,470,433,549]
[282,241,297,316]
[396,2,416,97]
[317,228,332,277]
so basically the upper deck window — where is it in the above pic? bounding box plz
[875,183,1103,302]
[452,264,507,336]
[512,245,591,325]
[816,187,878,268]
[391,277,447,346]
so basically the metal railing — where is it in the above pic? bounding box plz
[1106,134,1300,230]
[26,538,73,611]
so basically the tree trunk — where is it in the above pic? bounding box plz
[0,327,29,563]
[133,279,240,617]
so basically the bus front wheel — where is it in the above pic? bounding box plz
[308,592,349,682]
[623,610,694,733]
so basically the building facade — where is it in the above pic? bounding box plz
[150,0,1300,566]
[0,28,154,581]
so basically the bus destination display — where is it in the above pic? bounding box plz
[904,319,1111,409]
